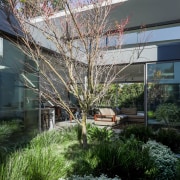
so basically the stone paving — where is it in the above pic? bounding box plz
[55,119,94,129]
[55,118,123,134]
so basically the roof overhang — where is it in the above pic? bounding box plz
[31,0,180,31]
[0,7,23,37]
[30,0,127,23]
[27,0,180,67]
[109,0,180,31]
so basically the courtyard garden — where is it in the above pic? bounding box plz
[0,120,180,180]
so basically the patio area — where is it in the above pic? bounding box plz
[54,116,125,134]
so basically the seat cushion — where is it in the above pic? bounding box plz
[94,121,116,126]
[96,117,114,121]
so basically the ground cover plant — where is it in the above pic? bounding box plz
[143,140,178,180]
[155,128,180,153]
[91,137,153,179]
[0,124,179,180]
[120,124,155,142]
[0,127,79,180]
[120,124,180,153]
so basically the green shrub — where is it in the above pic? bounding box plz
[30,130,64,148]
[3,124,179,180]
[147,111,156,119]
[155,103,180,126]
[91,137,152,179]
[99,83,144,110]
[0,145,69,180]
[0,126,85,180]
[30,125,84,149]
[91,141,122,177]
[60,125,82,142]
[155,128,180,153]
[120,124,180,153]
[117,137,153,179]
[143,140,178,180]
[87,126,115,143]
[75,123,94,144]
[120,125,154,142]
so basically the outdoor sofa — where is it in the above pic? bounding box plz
[119,107,145,124]
[94,107,144,126]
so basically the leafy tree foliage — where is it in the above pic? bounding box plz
[99,83,144,110]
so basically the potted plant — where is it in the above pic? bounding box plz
[155,103,180,127]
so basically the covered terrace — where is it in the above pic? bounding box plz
[26,0,180,130]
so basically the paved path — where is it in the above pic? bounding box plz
[55,118,123,134]
[55,119,94,129]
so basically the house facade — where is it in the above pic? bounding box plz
[28,0,180,128]
[109,0,180,127]
[6,0,178,129]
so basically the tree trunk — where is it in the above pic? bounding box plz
[81,112,88,148]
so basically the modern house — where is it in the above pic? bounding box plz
[27,0,180,128]
[1,0,180,130]
[0,6,40,131]
[103,0,180,127]
[108,0,180,128]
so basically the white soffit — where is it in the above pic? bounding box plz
[97,45,158,65]
[31,0,180,28]
[28,0,179,65]
[30,0,128,23]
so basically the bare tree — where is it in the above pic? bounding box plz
[7,0,145,148]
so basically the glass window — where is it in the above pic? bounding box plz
[147,62,174,81]
[146,61,180,129]
[0,39,39,134]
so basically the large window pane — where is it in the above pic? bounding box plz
[148,63,174,80]
[147,61,180,128]
[0,39,39,140]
